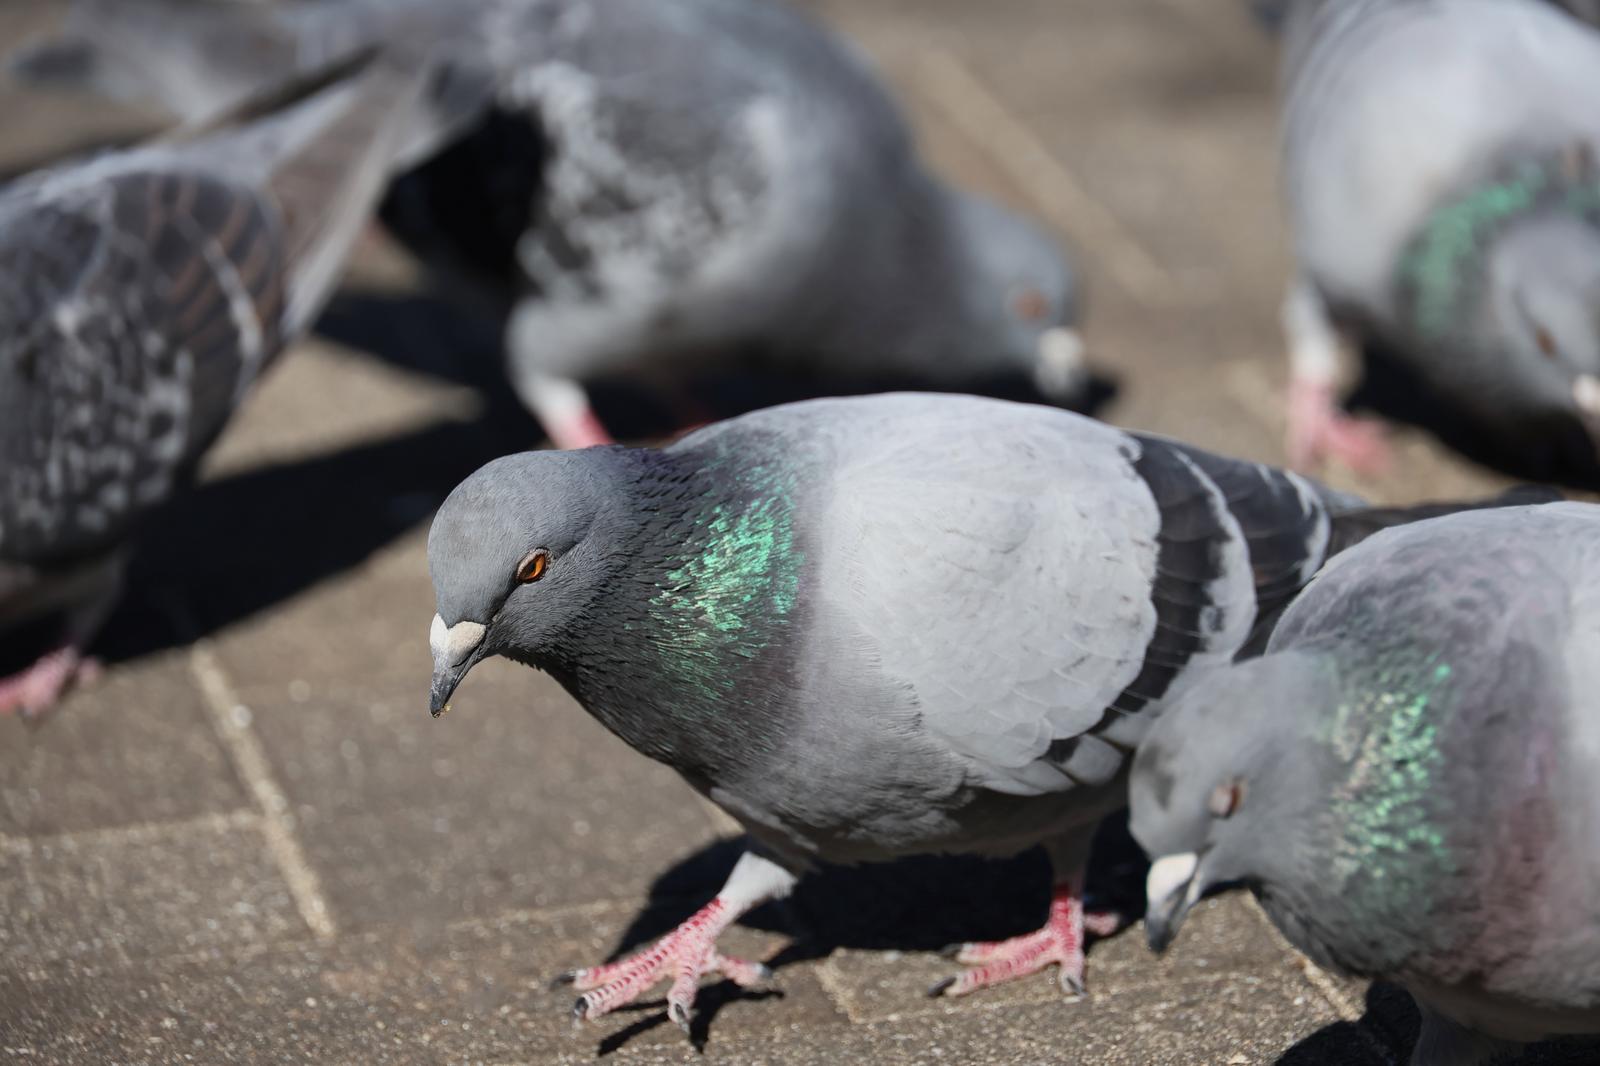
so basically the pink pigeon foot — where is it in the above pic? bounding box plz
[0,645,100,719]
[931,884,1124,998]
[560,897,773,1033]
[1286,377,1390,474]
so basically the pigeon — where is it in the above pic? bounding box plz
[0,52,430,717]
[424,391,1533,1034]
[1251,0,1599,35]
[1276,0,1600,472]
[1132,501,1600,1066]
[7,0,1087,451]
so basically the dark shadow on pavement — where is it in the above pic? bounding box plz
[1276,977,1600,1065]
[316,287,1121,445]
[582,813,1148,1052]
[1350,341,1600,489]
[97,410,537,665]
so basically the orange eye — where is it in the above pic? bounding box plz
[516,549,549,584]
[1208,778,1246,819]
[1013,287,1049,322]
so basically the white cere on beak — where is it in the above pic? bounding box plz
[1035,326,1087,398]
[430,614,486,669]
[1574,375,1600,420]
[1146,852,1200,911]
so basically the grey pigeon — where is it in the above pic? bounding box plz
[424,391,1529,1034]
[8,0,1087,451]
[1251,0,1599,34]
[0,54,428,716]
[1133,501,1600,1066]
[1276,0,1600,472]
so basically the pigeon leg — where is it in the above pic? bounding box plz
[931,871,1124,998]
[0,644,100,719]
[0,573,119,719]
[1282,279,1388,473]
[509,367,614,451]
[560,851,796,1035]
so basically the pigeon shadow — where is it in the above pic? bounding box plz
[315,286,1121,445]
[579,813,1149,1052]
[1275,982,1600,1065]
[92,408,537,665]
[1348,341,1600,489]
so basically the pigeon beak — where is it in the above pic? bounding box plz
[1034,326,1088,401]
[1143,851,1201,955]
[429,614,486,719]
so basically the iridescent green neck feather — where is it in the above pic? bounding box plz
[645,451,804,702]
[1320,648,1458,919]
[1397,150,1600,343]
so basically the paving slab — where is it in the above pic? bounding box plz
[0,651,245,836]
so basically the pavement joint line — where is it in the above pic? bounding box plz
[0,807,259,852]
[811,953,864,1024]
[908,42,1182,309]
[187,638,339,942]
[844,966,1282,1028]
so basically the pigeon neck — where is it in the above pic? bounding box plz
[1396,149,1600,348]
[539,442,808,781]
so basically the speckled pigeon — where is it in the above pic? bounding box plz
[1133,501,1600,1066]
[0,54,427,716]
[8,0,1087,450]
[423,391,1537,1034]
[1276,0,1600,472]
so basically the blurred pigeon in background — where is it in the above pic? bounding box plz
[0,52,429,716]
[424,392,1532,1034]
[7,0,1087,450]
[1251,0,1600,35]
[1133,501,1600,1066]
[1276,0,1600,473]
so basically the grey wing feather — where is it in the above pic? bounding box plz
[5,0,494,172]
[0,53,425,562]
[814,402,1164,796]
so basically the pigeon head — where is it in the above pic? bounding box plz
[1130,651,1338,954]
[947,190,1086,402]
[1486,213,1600,440]
[425,448,630,717]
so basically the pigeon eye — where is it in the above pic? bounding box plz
[1208,778,1246,818]
[515,549,549,584]
[1012,287,1049,322]
[1534,324,1559,361]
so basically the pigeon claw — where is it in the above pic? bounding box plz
[933,887,1118,999]
[556,897,767,1039]
[927,976,958,999]
[1285,377,1389,474]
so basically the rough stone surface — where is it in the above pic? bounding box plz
[0,0,1581,1062]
